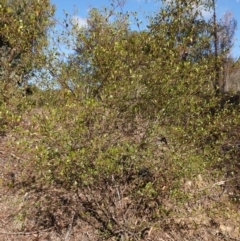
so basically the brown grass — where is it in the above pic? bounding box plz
[1,126,240,241]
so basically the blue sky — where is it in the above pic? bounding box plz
[51,0,240,58]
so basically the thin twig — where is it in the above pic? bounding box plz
[0,227,53,235]
[64,212,76,241]
[198,175,240,192]
[10,153,21,160]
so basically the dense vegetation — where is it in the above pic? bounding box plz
[1,0,240,240]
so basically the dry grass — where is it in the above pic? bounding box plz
[1,129,240,241]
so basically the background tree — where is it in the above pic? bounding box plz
[216,11,237,91]
[142,0,217,124]
[0,0,55,102]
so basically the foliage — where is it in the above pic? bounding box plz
[1,0,240,239]
[0,0,55,101]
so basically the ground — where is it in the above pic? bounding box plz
[0,133,240,241]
